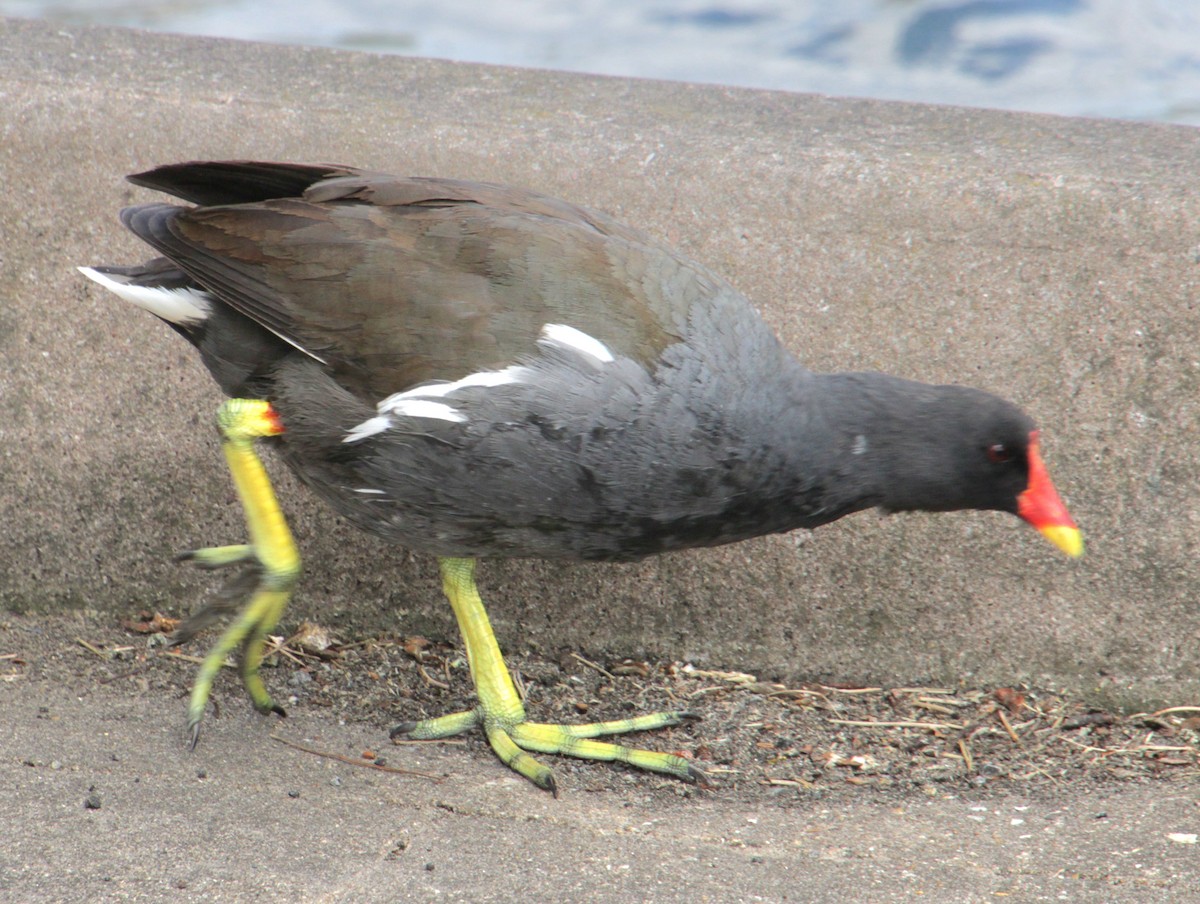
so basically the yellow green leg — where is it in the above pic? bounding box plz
[390,558,705,795]
[173,399,301,747]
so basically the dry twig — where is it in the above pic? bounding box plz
[571,652,617,681]
[270,733,443,780]
[829,718,961,731]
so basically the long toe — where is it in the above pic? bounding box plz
[510,720,699,783]
[394,706,703,791]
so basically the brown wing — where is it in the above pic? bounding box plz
[122,164,710,398]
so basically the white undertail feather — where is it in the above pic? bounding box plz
[77,267,211,325]
[79,266,330,364]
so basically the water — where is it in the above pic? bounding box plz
[6,0,1200,125]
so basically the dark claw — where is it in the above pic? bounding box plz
[686,763,713,788]
[251,699,288,718]
[676,712,703,724]
[187,721,201,751]
[388,721,418,740]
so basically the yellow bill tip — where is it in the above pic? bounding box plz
[1040,524,1084,559]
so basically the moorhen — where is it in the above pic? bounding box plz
[81,161,1081,793]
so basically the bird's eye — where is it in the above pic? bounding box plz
[986,443,1013,464]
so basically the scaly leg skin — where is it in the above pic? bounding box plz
[390,558,707,795]
[174,399,301,748]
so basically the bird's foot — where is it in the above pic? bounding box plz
[390,707,706,796]
[173,399,301,747]
[394,558,708,794]
[174,544,295,746]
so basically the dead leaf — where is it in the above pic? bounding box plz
[402,636,431,661]
[1061,712,1115,730]
[122,612,180,635]
[993,687,1025,714]
[608,659,650,678]
[289,621,336,656]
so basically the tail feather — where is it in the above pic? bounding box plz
[126,161,349,206]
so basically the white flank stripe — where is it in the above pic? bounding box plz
[343,416,392,444]
[354,488,386,495]
[386,399,467,422]
[540,323,614,363]
[343,399,468,444]
[388,365,529,402]
[78,267,210,325]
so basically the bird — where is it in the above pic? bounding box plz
[80,161,1082,794]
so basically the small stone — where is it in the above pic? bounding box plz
[287,789,300,799]
[84,793,102,810]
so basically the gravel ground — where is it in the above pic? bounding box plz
[13,609,1197,804]
[5,610,1199,903]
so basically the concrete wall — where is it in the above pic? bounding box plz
[3,17,1197,705]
